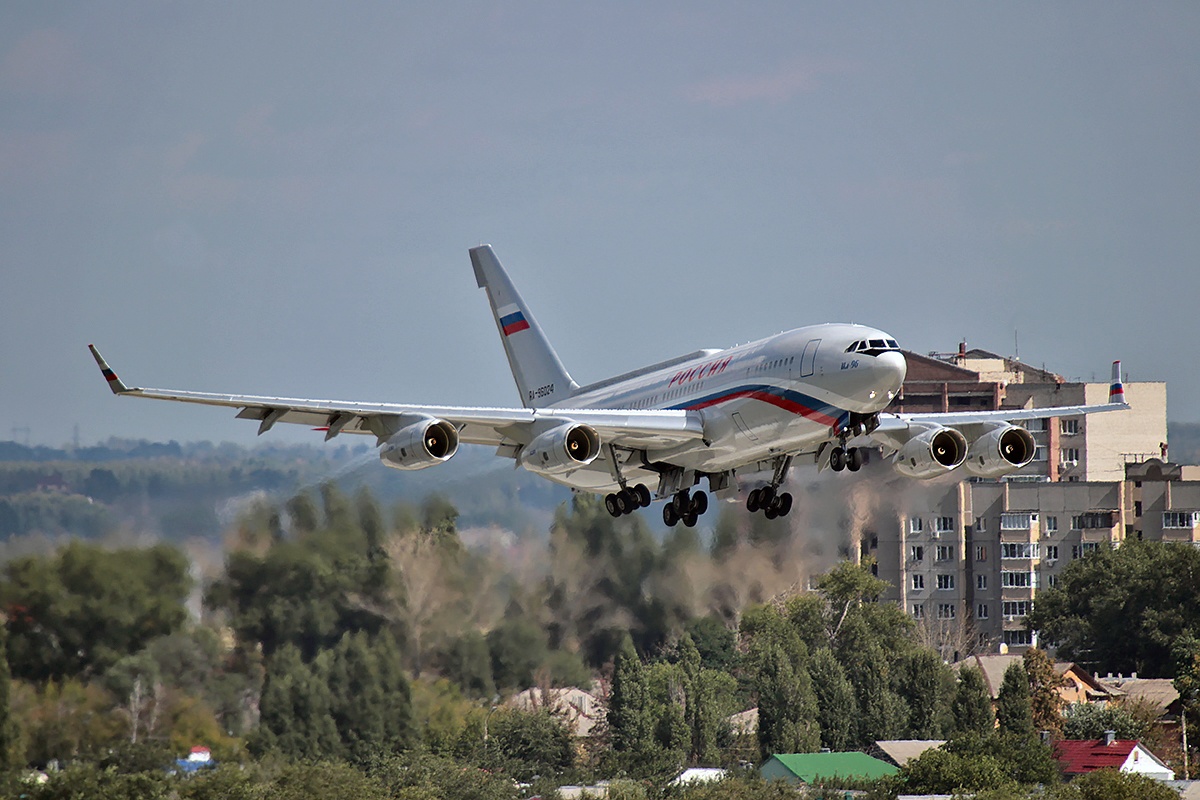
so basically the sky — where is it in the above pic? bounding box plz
[2,3,1199,448]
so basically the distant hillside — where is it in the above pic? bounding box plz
[1169,422,1200,465]
[0,437,569,543]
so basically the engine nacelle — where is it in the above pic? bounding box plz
[379,418,459,471]
[963,424,1037,478]
[893,426,969,479]
[518,423,601,476]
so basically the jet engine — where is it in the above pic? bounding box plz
[893,426,969,479]
[379,418,459,471]
[518,423,601,476]
[963,424,1037,478]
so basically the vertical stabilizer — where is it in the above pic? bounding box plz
[470,245,578,408]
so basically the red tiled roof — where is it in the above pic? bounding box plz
[1052,739,1136,774]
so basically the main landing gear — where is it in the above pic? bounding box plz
[828,445,864,473]
[746,454,795,519]
[662,488,708,528]
[604,484,652,517]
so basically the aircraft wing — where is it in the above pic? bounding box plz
[88,345,705,449]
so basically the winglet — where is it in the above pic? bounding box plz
[88,344,131,394]
[1109,360,1126,405]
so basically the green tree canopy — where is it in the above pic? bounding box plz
[996,662,1034,736]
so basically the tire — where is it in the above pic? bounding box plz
[683,513,698,528]
[619,488,637,513]
[830,446,846,472]
[604,494,620,517]
[673,490,690,515]
[747,488,761,513]
[663,503,679,527]
[764,505,778,521]
[635,484,652,507]
[847,447,862,472]
[691,491,709,516]
[777,492,793,516]
[759,485,776,506]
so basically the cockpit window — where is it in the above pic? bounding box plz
[849,337,902,357]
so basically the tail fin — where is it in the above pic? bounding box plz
[1109,360,1126,404]
[470,245,578,408]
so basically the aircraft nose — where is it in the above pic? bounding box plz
[875,350,907,402]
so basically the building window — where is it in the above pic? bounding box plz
[1071,512,1114,530]
[1001,543,1039,559]
[975,516,987,531]
[1164,511,1200,529]
[1025,419,1047,432]
[1002,601,1032,619]
[1033,446,1048,462]
[1071,542,1100,560]
[1134,501,1142,517]
[1003,629,1033,646]
[1001,513,1037,530]
[935,545,954,562]
[912,574,925,590]
[1047,574,1058,588]
[1001,571,1035,588]
[975,545,988,562]
[1045,545,1059,561]
[977,604,990,620]
[1045,515,1058,532]
[909,517,924,533]
[977,574,988,590]
[912,604,925,620]
[936,516,955,533]
[937,574,955,590]
[1061,418,1080,435]
[1061,447,1080,464]
[910,545,925,562]
[937,604,957,620]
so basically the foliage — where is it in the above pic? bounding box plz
[1028,539,1200,676]
[753,639,819,759]
[808,647,856,752]
[1047,768,1179,800]
[945,732,1059,787]
[1023,647,1066,735]
[1060,702,1148,740]
[950,665,995,736]
[899,746,1009,794]
[996,662,1034,736]
[368,750,520,800]
[486,708,574,779]
[2,541,191,682]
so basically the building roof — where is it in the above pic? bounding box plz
[763,752,899,783]
[1053,739,1138,774]
[670,768,728,786]
[726,707,758,735]
[1096,675,1181,715]
[869,740,947,767]
[951,654,1119,701]
[506,686,604,737]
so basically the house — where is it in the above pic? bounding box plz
[669,767,728,786]
[760,752,898,784]
[726,707,758,736]
[506,686,604,738]
[868,740,946,768]
[951,654,1121,706]
[1053,733,1175,781]
[1096,674,1182,721]
[174,746,215,775]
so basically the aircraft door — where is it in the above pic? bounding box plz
[798,338,821,378]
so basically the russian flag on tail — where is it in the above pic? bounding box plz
[1109,361,1125,404]
[497,303,530,337]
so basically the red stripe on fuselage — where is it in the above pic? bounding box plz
[685,388,841,428]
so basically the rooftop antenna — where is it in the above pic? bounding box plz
[1014,329,1020,361]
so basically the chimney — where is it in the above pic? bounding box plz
[1103,730,1116,746]
[1039,731,1051,745]
[1131,672,1137,679]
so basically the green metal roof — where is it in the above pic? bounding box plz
[760,752,899,783]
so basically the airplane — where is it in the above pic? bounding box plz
[90,245,1130,528]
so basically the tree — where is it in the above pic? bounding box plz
[897,649,951,739]
[486,709,574,780]
[1024,648,1066,735]
[2,541,192,682]
[607,637,654,765]
[1028,540,1200,676]
[996,662,1034,736]
[1055,768,1178,800]
[487,617,549,691]
[0,625,18,768]
[445,631,496,699]
[753,640,819,759]
[808,647,856,752]
[252,644,339,759]
[950,666,995,736]
[1061,702,1148,741]
[899,747,1009,794]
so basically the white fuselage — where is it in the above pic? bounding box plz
[547,323,907,492]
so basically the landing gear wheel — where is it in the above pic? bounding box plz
[672,490,691,515]
[830,446,846,472]
[847,447,863,472]
[759,485,776,506]
[747,488,761,513]
[764,504,779,520]
[683,513,698,528]
[663,502,679,527]
[605,494,621,517]
[620,488,638,513]
[777,492,793,517]
[690,491,708,516]
[635,484,652,508]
